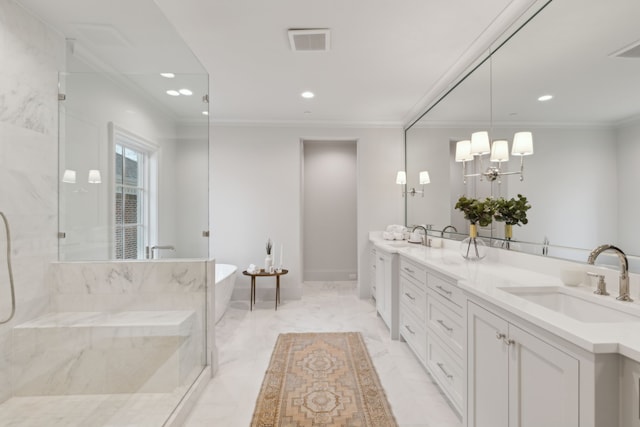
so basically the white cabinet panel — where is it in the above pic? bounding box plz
[468,301,509,427]
[467,301,579,427]
[508,324,579,427]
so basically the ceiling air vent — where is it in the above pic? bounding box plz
[611,38,640,59]
[288,29,330,52]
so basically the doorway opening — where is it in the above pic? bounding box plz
[302,140,357,282]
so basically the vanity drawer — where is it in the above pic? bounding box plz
[400,275,427,322]
[428,272,464,311]
[427,294,463,355]
[427,333,463,412]
[400,308,426,364]
[399,257,427,286]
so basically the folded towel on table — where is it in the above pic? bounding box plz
[382,231,395,240]
[247,264,258,273]
[393,232,404,240]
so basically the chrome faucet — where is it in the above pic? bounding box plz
[146,245,175,259]
[411,225,429,246]
[441,225,458,238]
[587,244,632,301]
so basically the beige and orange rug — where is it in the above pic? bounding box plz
[250,332,398,427]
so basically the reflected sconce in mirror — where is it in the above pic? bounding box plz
[458,131,533,183]
[88,169,102,184]
[62,169,77,184]
[396,170,430,197]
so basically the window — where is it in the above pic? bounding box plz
[110,124,158,260]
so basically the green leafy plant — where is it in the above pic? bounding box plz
[493,194,531,226]
[454,196,496,227]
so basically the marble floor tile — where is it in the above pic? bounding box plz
[185,282,462,427]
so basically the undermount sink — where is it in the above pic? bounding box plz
[384,241,412,248]
[499,286,640,323]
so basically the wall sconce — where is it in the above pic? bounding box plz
[396,170,430,197]
[62,169,77,184]
[457,131,533,183]
[88,169,102,184]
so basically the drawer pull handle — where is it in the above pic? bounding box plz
[404,292,415,301]
[404,325,415,335]
[496,332,515,346]
[435,285,452,296]
[404,267,415,274]
[436,362,454,379]
[437,319,453,332]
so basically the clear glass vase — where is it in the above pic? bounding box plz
[460,224,487,260]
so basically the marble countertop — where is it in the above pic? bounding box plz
[370,233,640,362]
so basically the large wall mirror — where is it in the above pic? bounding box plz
[405,0,640,271]
[22,0,212,260]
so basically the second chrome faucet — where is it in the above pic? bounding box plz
[587,244,632,302]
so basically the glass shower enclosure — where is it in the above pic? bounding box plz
[2,0,210,425]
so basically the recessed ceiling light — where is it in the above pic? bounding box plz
[160,73,175,78]
[538,94,553,101]
[179,88,193,96]
[202,111,209,116]
[301,91,314,99]
[166,90,180,96]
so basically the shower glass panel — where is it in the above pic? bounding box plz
[52,0,208,425]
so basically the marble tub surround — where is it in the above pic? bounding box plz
[184,282,461,427]
[370,232,640,361]
[13,310,198,395]
[3,259,214,423]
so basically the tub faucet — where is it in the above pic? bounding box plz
[587,244,632,301]
[146,245,175,259]
[441,225,457,238]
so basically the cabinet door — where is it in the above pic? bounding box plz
[382,255,392,323]
[370,249,376,299]
[508,324,579,427]
[375,254,387,321]
[467,302,509,427]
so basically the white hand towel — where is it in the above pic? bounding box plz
[386,224,407,233]
[382,231,394,240]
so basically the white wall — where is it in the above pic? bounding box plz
[303,141,357,281]
[62,67,209,259]
[501,126,617,249]
[406,127,462,229]
[406,124,619,251]
[174,124,209,258]
[0,0,64,402]
[617,118,640,255]
[211,125,403,301]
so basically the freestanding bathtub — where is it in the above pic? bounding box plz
[214,263,238,324]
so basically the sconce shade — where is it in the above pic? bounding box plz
[62,169,76,184]
[490,140,510,162]
[419,171,431,185]
[455,140,473,162]
[512,131,534,156]
[395,171,407,185]
[470,131,490,155]
[88,169,102,184]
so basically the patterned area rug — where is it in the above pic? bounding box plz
[251,332,398,427]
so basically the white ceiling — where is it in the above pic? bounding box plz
[17,0,540,126]
[414,0,640,127]
[153,0,532,125]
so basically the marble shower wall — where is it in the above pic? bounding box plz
[8,259,212,396]
[0,0,64,403]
